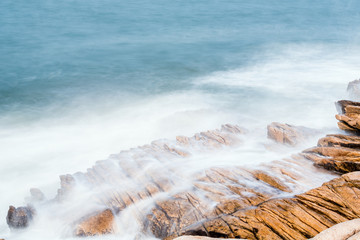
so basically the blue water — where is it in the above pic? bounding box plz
[1,0,360,117]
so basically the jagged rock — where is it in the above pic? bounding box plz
[171,172,360,240]
[335,100,360,132]
[311,218,360,240]
[74,209,115,236]
[267,122,316,146]
[146,155,336,239]
[302,134,360,173]
[5,124,342,239]
[6,205,35,229]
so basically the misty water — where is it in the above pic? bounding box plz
[1,0,360,239]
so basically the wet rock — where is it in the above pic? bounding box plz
[335,100,360,132]
[173,172,360,240]
[5,123,344,239]
[267,122,316,146]
[56,174,76,201]
[174,237,242,240]
[74,209,115,236]
[30,188,45,202]
[6,205,35,229]
[252,170,292,192]
[146,155,336,239]
[302,134,360,173]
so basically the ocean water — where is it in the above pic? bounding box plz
[1,0,360,239]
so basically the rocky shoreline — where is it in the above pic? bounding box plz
[5,81,360,239]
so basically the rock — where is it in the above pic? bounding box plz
[174,237,243,240]
[335,100,360,132]
[267,122,316,146]
[347,79,360,101]
[74,209,115,236]
[172,172,360,240]
[302,134,360,173]
[6,205,35,229]
[146,155,336,239]
[252,170,292,192]
[30,188,45,202]
[311,218,360,240]
[3,123,343,239]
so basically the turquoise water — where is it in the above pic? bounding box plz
[1,1,360,239]
[1,0,359,116]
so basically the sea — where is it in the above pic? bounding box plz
[1,0,360,239]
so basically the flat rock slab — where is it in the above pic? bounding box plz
[311,218,360,240]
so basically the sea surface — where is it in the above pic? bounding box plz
[1,0,360,239]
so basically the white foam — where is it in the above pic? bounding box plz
[0,43,356,239]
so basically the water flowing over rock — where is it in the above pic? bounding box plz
[9,95,360,240]
[6,205,35,229]
[7,123,337,238]
[175,172,360,240]
[267,122,316,146]
[74,209,115,236]
[146,154,335,239]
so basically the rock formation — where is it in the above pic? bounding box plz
[302,134,360,173]
[6,205,35,229]
[173,171,360,240]
[74,209,115,236]
[267,122,316,146]
[335,100,360,132]
[7,123,337,238]
[311,218,360,240]
[8,96,360,240]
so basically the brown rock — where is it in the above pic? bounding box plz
[335,100,360,132]
[74,209,115,236]
[267,122,316,146]
[173,172,360,240]
[302,134,360,173]
[5,123,343,239]
[174,237,242,240]
[252,170,292,192]
[6,205,35,229]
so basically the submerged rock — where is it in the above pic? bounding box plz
[29,188,45,202]
[267,122,316,146]
[6,205,35,229]
[74,209,115,236]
